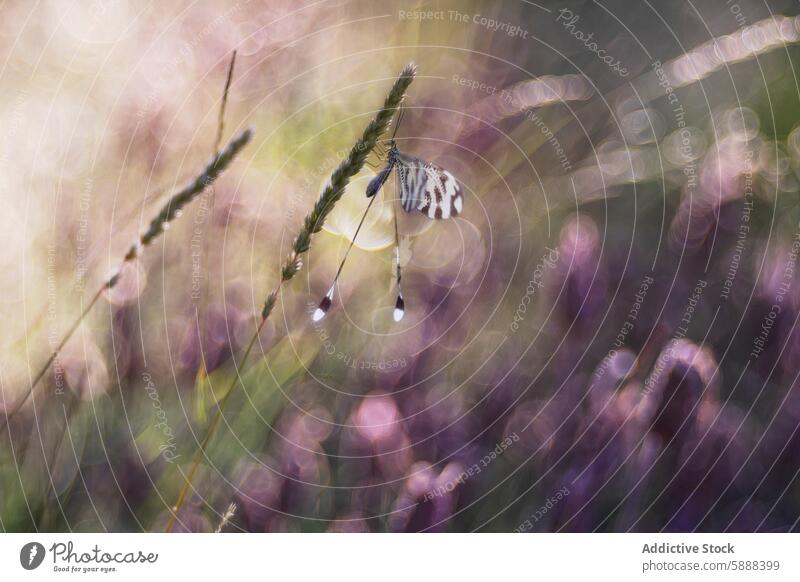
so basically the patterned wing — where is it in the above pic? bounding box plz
[395,155,425,213]
[395,153,463,220]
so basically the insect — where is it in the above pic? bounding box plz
[313,106,463,323]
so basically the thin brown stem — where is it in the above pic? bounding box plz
[0,129,252,436]
[196,50,239,409]
[214,51,237,154]
[0,286,104,435]
[165,316,266,532]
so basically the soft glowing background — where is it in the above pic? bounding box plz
[2,0,800,532]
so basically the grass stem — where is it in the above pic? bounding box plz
[0,128,252,435]
[164,63,416,532]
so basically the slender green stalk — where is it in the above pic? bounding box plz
[131,128,252,253]
[164,63,416,532]
[196,51,239,414]
[165,320,263,532]
[214,51,237,154]
[0,128,253,435]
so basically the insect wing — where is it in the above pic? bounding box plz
[395,153,462,220]
[419,163,462,220]
[395,154,425,212]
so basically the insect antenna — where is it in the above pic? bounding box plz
[371,104,403,161]
[312,194,379,321]
[392,103,406,141]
